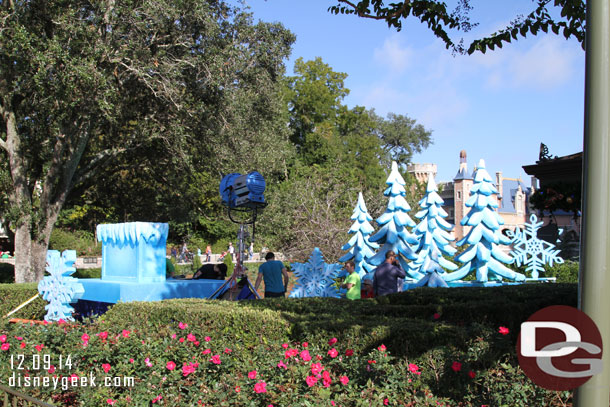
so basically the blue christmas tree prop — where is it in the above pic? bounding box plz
[289,248,343,298]
[38,250,84,321]
[444,159,526,283]
[409,174,458,281]
[368,161,418,274]
[507,214,564,279]
[339,192,379,278]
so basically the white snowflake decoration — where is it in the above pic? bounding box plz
[289,248,343,298]
[507,214,564,279]
[38,250,84,321]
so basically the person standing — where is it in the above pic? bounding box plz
[255,252,289,298]
[205,245,212,262]
[341,260,361,300]
[228,242,235,257]
[373,250,406,297]
[249,242,254,260]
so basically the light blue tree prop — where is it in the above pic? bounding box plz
[445,159,526,283]
[38,250,84,321]
[368,161,418,274]
[339,192,379,278]
[289,248,343,298]
[507,214,564,279]
[409,174,458,281]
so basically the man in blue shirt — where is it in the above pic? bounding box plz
[373,250,406,296]
[255,252,289,298]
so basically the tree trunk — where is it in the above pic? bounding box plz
[13,222,35,283]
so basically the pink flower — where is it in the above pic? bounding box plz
[433,313,441,320]
[328,337,337,346]
[48,365,55,374]
[235,386,241,393]
[179,338,185,343]
[306,375,318,387]
[384,398,389,406]
[81,333,89,342]
[331,402,336,406]
[129,358,134,363]
[408,363,420,373]
[281,343,289,349]
[166,361,176,370]
[102,363,111,373]
[178,322,188,330]
[451,361,462,372]
[224,348,232,354]
[311,363,323,375]
[254,381,267,393]
[107,399,116,405]
[152,395,163,403]
[499,326,510,335]
[327,348,338,358]
[145,358,153,367]
[345,349,354,356]
[97,331,108,340]
[248,370,257,379]
[182,363,196,377]
[277,360,287,369]
[367,359,376,364]
[378,344,386,352]
[0,335,6,342]
[323,370,331,381]
[1,343,10,351]
[171,334,177,339]
[58,319,66,324]
[204,336,211,342]
[300,350,311,361]
[323,378,331,388]
[19,342,26,349]
[122,330,130,338]
[468,370,476,379]
[194,341,200,346]
[340,375,349,385]
[211,355,221,365]
[202,349,211,355]
[35,344,44,352]
[14,336,23,341]
[302,342,308,348]
[187,333,196,342]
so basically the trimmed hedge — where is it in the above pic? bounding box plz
[0,283,47,320]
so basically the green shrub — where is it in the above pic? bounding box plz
[74,268,102,279]
[0,283,46,321]
[49,228,101,256]
[544,260,579,283]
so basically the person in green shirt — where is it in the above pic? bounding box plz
[341,260,361,300]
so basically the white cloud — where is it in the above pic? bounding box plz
[373,35,413,74]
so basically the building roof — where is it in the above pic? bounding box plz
[498,179,530,213]
[453,167,473,180]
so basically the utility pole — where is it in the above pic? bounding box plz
[575,0,610,405]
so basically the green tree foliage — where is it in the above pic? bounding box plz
[0,0,295,282]
[328,0,585,54]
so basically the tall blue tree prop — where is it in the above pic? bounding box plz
[38,250,84,321]
[289,248,343,298]
[409,174,458,280]
[368,161,418,274]
[339,192,379,278]
[507,214,564,279]
[444,159,526,283]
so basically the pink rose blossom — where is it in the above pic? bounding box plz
[179,337,185,343]
[171,334,177,339]
[35,344,44,352]
[48,365,55,374]
[323,378,331,388]
[384,398,389,405]
[277,361,287,369]
[122,330,130,338]
[345,349,354,356]
[254,381,267,393]
[235,386,241,393]
[102,363,111,373]
[451,361,462,372]
[166,361,176,370]
[145,358,153,367]
[281,343,289,349]
[211,355,221,365]
[178,322,188,330]
[204,336,211,342]
[300,350,311,361]
[152,395,163,403]
[182,363,196,377]
[248,370,257,379]
[0,335,6,343]
[305,375,317,387]
[224,348,232,354]
[202,349,211,355]
[1,343,10,351]
[340,375,349,385]
[328,337,337,346]
[302,342,308,348]
[409,363,420,373]
[187,333,196,342]
[468,370,476,379]
[19,342,26,349]
[129,358,134,363]
[327,348,338,358]
[107,399,116,405]
[97,331,108,340]
[81,333,89,342]
[311,363,323,376]
[498,326,510,335]
[378,344,386,352]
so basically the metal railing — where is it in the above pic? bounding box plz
[0,385,55,407]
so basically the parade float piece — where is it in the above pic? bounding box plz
[38,250,84,321]
[289,248,343,298]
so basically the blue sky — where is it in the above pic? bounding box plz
[243,0,585,182]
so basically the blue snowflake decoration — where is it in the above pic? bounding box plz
[289,248,343,298]
[507,214,564,279]
[38,250,84,322]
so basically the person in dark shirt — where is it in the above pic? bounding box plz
[373,250,406,296]
[192,263,228,280]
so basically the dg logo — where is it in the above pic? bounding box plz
[517,305,603,391]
